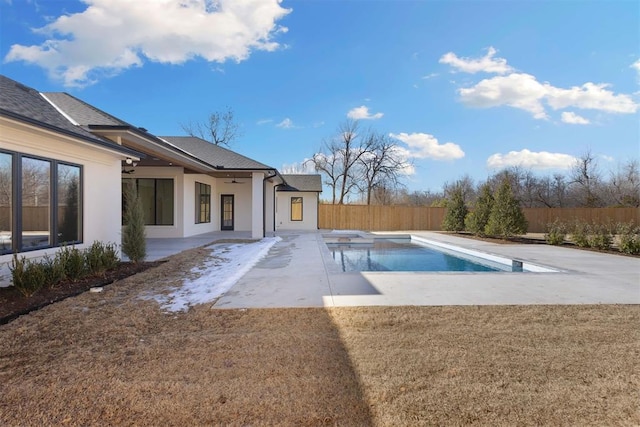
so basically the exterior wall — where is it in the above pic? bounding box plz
[215,179,253,231]
[0,119,125,286]
[251,172,263,239]
[182,173,217,237]
[126,166,184,238]
[275,191,319,231]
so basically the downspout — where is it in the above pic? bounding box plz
[262,170,277,238]
[273,183,286,234]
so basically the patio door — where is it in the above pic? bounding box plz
[221,194,234,230]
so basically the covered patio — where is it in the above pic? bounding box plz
[141,230,255,261]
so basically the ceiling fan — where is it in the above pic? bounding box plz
[224,177,245,184]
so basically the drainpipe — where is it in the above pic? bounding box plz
[273,183,286,235]
[262,170,277,238]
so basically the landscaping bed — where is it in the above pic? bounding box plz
[0,261,161,325]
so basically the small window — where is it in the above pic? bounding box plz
[291,197,303,221]
[195,182,211,224]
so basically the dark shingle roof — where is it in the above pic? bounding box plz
[280,174,323,192]
[42,92,128,127]
[160,136,274,170]
[0,75,112,144]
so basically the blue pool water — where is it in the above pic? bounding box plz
[326,238,513,272]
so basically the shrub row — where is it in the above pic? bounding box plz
[443,179,528,239]
[10,241,120,297]
[544,220,640,254]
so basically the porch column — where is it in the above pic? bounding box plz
[251,172,264,239]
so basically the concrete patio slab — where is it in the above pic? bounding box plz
[144,231,253,261]
[213,231,640,308]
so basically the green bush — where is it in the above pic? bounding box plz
[41,254,66,288]
[101,242,120,271]
[465,183,493,236]
[58,245,85,282]
[569,220,590,248]
[544,219,567,245]
[85,241,105,276]
[587,222,613,251]
[617,223,640,255]
[85,241,120,276]
[10,254,45,297]
[485,179,528,239]
[442,187,468,232]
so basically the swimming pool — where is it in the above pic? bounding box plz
[326,237,527,273]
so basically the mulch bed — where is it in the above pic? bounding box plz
[0,261,162,325]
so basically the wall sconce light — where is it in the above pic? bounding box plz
[122,157,136,174]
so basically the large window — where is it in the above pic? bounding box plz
[123,178,174,226]
[21,157,51,249]
[195,182,211,224]
[291,196,303,221]
[57,164,81,244]
[0,150,82,254]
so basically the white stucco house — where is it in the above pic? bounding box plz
[0,74,321,285]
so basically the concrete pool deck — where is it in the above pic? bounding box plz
[211,231,640,308]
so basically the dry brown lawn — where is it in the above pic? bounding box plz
[0,246,638,426]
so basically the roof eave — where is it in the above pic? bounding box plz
[88,126,216,173]
[0,109,142,159]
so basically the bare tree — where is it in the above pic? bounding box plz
[308,120,375,204]
[569,150,603,207]
[535,174,568,207]
[443,175,475,204]
[181,106,242,147]
[393,189,445,206]
[358,132,411,205]
[307,151,341,204]
[609,159,640,207]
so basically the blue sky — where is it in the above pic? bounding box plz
[1,0,638,196]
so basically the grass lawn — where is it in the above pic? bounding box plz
[0,248,638,426]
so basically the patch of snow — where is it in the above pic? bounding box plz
[149,237,281,312]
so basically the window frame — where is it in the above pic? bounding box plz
[0,149,83,255]
[195,181,211,224]
[290,196,303,222]
[123,178,174,226]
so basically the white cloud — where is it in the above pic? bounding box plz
[445,48,639,119]
[561,111,590,125]
[276,118,295,129]
[458,73,638,119]
[459,73,548,119]
[439,46,513,74]
[4,0,291,87]
[389,132,464,161]
[347,105,383,120]
[422,73,438,80]
[486,149,577,170]
[545,82,637,114]
[256,119,273,125]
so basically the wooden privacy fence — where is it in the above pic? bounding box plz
[319,205,640,233]
[0,207,70,231]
